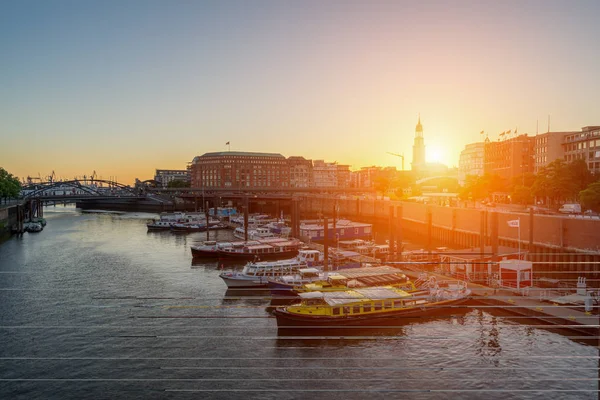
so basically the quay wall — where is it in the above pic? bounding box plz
[300,196,600,252]
[0,205,17,237]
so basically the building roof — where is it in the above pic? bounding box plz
[199,151,285,158]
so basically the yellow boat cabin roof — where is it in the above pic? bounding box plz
[299,287,413,306]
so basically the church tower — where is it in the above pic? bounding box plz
[412,115,426,171]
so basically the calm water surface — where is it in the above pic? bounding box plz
[0,206,597,399]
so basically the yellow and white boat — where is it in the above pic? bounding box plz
[273,279,471,328]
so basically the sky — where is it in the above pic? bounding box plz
[1,0,599,185]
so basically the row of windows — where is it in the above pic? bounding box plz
[330,299,419,315]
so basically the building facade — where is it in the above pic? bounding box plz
[484,134,535,181]
[190,151,289,189]
[458,142,485,185]
[287,156,313,188]
[562,126,600,174]
[534,131,572,173]
[154,169,191,188]
[312,160,338,188]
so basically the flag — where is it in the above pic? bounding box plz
[500,131,505,136]
[515,128,518,134]
[226,141,230,145]
[507,219,520,228]
[506,129,511,135]
[480,130,484,135]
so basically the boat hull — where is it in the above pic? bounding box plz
[220,274,269,288]
[191,247,219,258]
[216,249,299,261]
[273,298,471,328]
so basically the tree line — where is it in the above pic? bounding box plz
[0,167,22,203]
[459,159,600,211]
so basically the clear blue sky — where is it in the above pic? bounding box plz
[1,0,599,184]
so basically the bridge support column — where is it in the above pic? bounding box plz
[529,208,534,250]
[491,212,499,262]
[480,210,485,257]
[388,206,395,261]
[396,205,403,259]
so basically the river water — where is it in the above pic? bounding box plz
[0,206,597,399]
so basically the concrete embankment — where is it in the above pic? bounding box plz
[0,204,17,238]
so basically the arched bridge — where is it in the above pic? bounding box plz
[21,179,171,204]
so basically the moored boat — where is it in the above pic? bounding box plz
[272,279,471,328]
[216,238,302,261]
[218,249,324,288]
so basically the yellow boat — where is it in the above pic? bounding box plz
[273,280,471,328]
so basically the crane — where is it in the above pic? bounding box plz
[387,152,405,170]
[48,171,56,183]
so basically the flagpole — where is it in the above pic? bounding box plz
[518,217,521,259]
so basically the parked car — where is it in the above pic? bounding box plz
[527,206,554,215]
[558,203,582,214]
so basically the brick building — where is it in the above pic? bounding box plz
[190,151,289,189]
[484,134,535,181]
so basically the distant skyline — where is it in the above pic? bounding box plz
[2,0,599,184]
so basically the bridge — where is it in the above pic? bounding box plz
[21,179,171,204]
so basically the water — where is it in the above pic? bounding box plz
[0,206,597,399]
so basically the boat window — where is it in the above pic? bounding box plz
[332,307,340,315]
[405,300,416,307]
[393,300,403,308]
[353,305,361,314]
[384,300,393,309]
[363,304,371,312]
[374,301,382,311]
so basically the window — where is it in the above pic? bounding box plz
[363,304,371,312]
[353,305,361,314]
[332,307,340,315]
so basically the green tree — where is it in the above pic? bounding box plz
[0,167,21,202]
[167,180,191,188]
[579,182,600,212]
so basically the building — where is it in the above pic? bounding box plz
[287,156,313,188]
[562,126,600,174]
[534,131,573,173]
[154,169,191,188]
[412,116,426,172]
[190,151,289,189]
[458,142,485,185]
[484,134,535,181]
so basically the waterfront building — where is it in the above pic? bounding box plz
[190,151,289,189]
[154,169,190,188]
[412,116,426,173]
[458,142,485,185]
[288,156,313,188]
[484,134,535,181]
[312,160,350,188]
[562,126,600,174]
[534,131,573,173]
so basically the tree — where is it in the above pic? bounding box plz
[167,180,191,188]
[0,167,21,202]
[579,182,600,212]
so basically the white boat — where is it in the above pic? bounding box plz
[219,249,324,288]
[233,226,277,240]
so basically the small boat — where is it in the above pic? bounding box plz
[233,226,278,240]
[272,279,471,328]
[191,240,259,258]
[216,239,302,261]
[268,266,415,301]
[218,249,324,288]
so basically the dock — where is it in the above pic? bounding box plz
[399,264,599,338]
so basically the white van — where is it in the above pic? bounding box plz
[558,203,582,214]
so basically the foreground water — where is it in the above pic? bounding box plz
[0,206,597,399]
